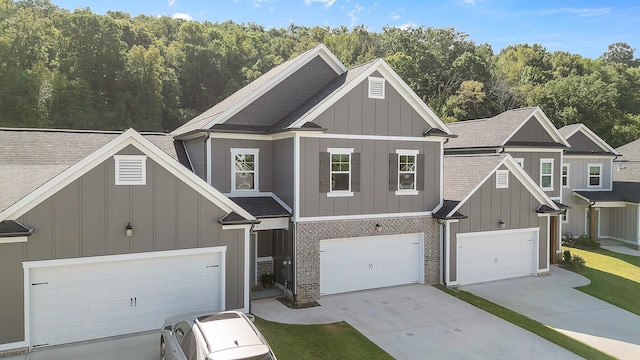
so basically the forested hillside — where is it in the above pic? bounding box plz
[1,0,639,146]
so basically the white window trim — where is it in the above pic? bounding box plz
[327,147,354,197]
[114,155,147,186]
[562,210,569,223]
[540,158,554,191]
[562,163,570,188]
[496,170,509,189]
[231,148,259,193]
[368,77,385,99]
[395,149,419,196]
[587,163,603,188]
[514,158,524,168]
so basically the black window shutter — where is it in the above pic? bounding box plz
[319,152,330,193]
[416,153,425,191]
[389,153,398,191]
[351,153,360,192]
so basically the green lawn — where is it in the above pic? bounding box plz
[254,317,393,360]
[438,286,616,360]
[564,247,640,316]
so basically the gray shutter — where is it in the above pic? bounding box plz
[351,153,360,192]
[389,153,398,191]
[416,153,425,191]
[319,152,330,193]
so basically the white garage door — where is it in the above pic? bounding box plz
[320,233,424,295]
[457,228,538,285]
[27,247,225,348]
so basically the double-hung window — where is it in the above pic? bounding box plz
[540,159,554,191]
[320,148,359,197]
[231,148,259,192]
[562,164,569,188]
[587,163,602,188]
[394,150,419,195]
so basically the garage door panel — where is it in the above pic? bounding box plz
[457,229,537,285]
[320,234,422,295]
[29,249,224,348]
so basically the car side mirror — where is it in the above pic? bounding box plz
[163,325,172,335]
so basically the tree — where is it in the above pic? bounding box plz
[602,42,637,66]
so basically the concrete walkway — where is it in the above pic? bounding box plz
[462,266,640,360]
[601,244,640,257]
[253,285,579,359]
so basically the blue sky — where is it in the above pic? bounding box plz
[49,0,640,59]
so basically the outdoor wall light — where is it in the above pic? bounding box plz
[125,223,133,237]
[375,223,382,232]
[498,220,505,229]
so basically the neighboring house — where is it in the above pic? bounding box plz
[0,128,256,354]
[435,154,560,286]
[172,44,457,302]
[444,107,570,261]
[610,138,640,249]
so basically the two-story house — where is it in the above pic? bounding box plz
[172,44,456,302]
[443,107,570,263]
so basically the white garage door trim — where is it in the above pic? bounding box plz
[23,246,226,349]
[320,233,424,296]
[454,227,539,286]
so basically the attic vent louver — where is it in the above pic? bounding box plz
[368,77,385,99]
[114,155,147,185]
[496,170,509,189]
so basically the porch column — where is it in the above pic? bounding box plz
[589,206,596,241]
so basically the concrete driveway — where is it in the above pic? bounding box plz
[3,331,158,360]
[318,285,579,360]
[462,266,640,360]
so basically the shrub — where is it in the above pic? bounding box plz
[569,255,586,272]
[562,234,600,249]
[563,250,572,263]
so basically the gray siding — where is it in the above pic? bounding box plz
[210,139,273,193]
[225,56,338,128]
[0,145,245,345]
[607,205,639,244]
[509,116,556,143]
[314,71,434,137]
[183,137,207,180]
[447,165,549,282]
[507,150,562,198]
[299,137,441,217]
[273,138,294,209]
[567,131,607,153]
[563,156,613,190]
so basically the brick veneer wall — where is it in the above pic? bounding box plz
[294,216,440,303]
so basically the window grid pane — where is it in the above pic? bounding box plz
[234,152,257,190]
[398,154,416,191]
[330,152,351,191]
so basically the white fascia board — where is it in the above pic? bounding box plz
[288,59,454,136]
[0,129,256,223]
[297,211,433,222]
[567,124,619,155]
[203,45,347,130]
[299,132,446,142]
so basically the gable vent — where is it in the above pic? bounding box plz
[115,155,147,185]
[496,170,509,189]
[368,77,385,99]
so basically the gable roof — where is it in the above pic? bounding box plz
[439,153,558,219]
[284,58,454,135]
[445,107,570,149]
[171,44,347,138]
[0,128,255,223]
[559,123,619,155]
[616,138,640,160]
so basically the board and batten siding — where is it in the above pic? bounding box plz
[606,205,639,244]
[209,139,273,193]
[563,156,613,190]
[183,137,207,180]
[313,71,437,137]
[0,145,246,346]
[447,165,549,282]
[299,137,441,217]
[272,138,294,209]
[507,151,562,198]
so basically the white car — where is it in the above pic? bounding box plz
[161,311,276,360]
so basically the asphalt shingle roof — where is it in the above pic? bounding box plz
[575,182,640,203]
[0,128,179,212]
[614,138,640,182]
[445,107,539,149]
[443,154,507,201]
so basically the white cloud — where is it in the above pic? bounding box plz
[347,4,364,25]
[253,0,275,7]
[390,12,400,20]
[538,7,611,17]
[168,0,176,7]
[305,0,337,9]
[398,21,416,30]
[172,13,192,20]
